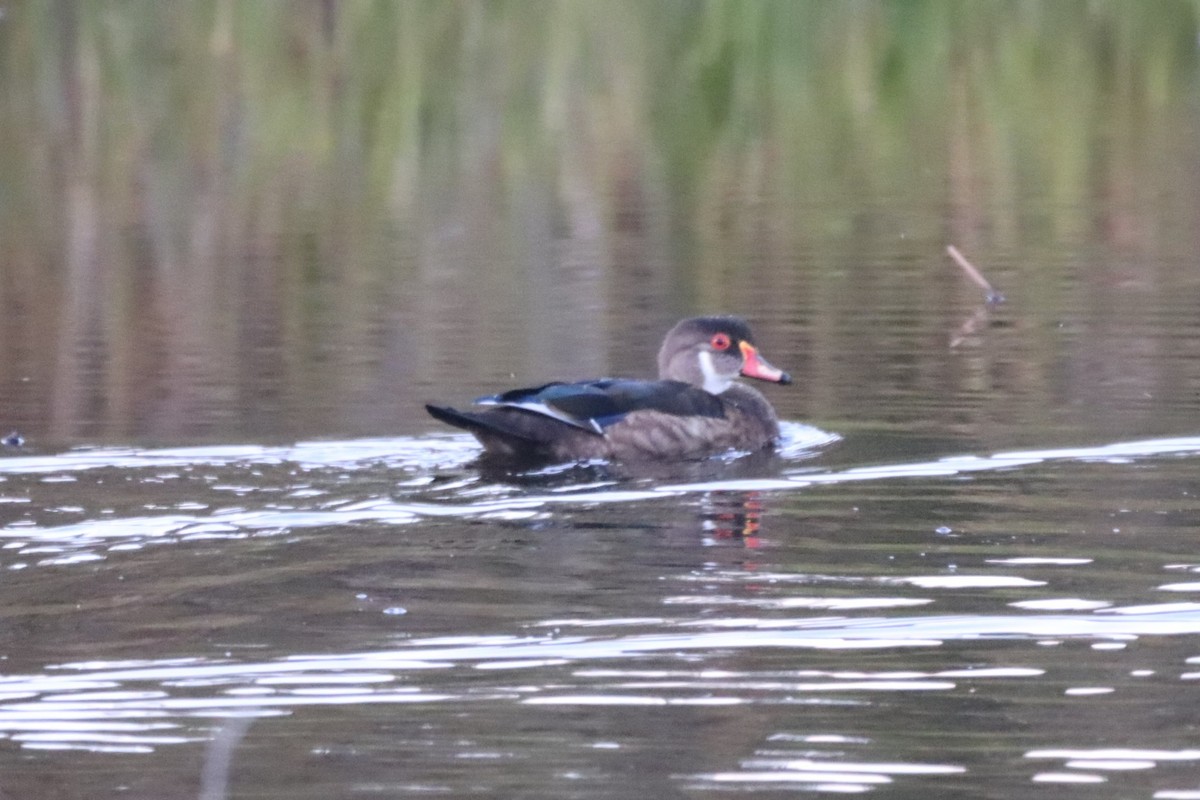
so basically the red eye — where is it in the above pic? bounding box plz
[710,333,732,350]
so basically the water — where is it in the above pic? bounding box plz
[4,432,1200,798]
[4,2,1200,798]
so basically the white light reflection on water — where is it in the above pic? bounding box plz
[1028,748,1200,762]
[0,436,483,475]
[1033,771,1108,783]
[2,433,1200,566]
[1026,748,1200,790]
[0,603,1197,753]
[661,595,932,611]
[0,430,1191,481]
[688,757,966,792]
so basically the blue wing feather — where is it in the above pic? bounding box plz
[475,379,725,434]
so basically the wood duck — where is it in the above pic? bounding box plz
[426,316,792,463]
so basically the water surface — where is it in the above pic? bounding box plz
[4,431,1200,798]
[3,3,1200,798]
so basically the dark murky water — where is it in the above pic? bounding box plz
[4,3,1200,798]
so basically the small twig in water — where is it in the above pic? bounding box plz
[946,245,1005,306]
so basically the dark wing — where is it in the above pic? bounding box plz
[476,379,725,434]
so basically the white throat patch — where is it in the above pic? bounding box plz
[698,350,735,394]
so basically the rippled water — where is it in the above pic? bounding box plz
[4,3,1200,797]
[5,429,1200,798]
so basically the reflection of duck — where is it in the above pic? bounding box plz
[648,489,769,549]
[426,316,792,463]
[702,491,765,544]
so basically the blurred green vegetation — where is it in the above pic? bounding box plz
[0,1,1198,442]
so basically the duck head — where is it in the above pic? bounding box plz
[656,316,792,394]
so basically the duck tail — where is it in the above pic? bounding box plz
[425,404,523,437]
[425,403,477,431]
[425,404,545,458]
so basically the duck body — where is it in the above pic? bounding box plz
[426,316,791,464]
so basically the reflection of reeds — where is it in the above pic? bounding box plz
[0,2,1197,442]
